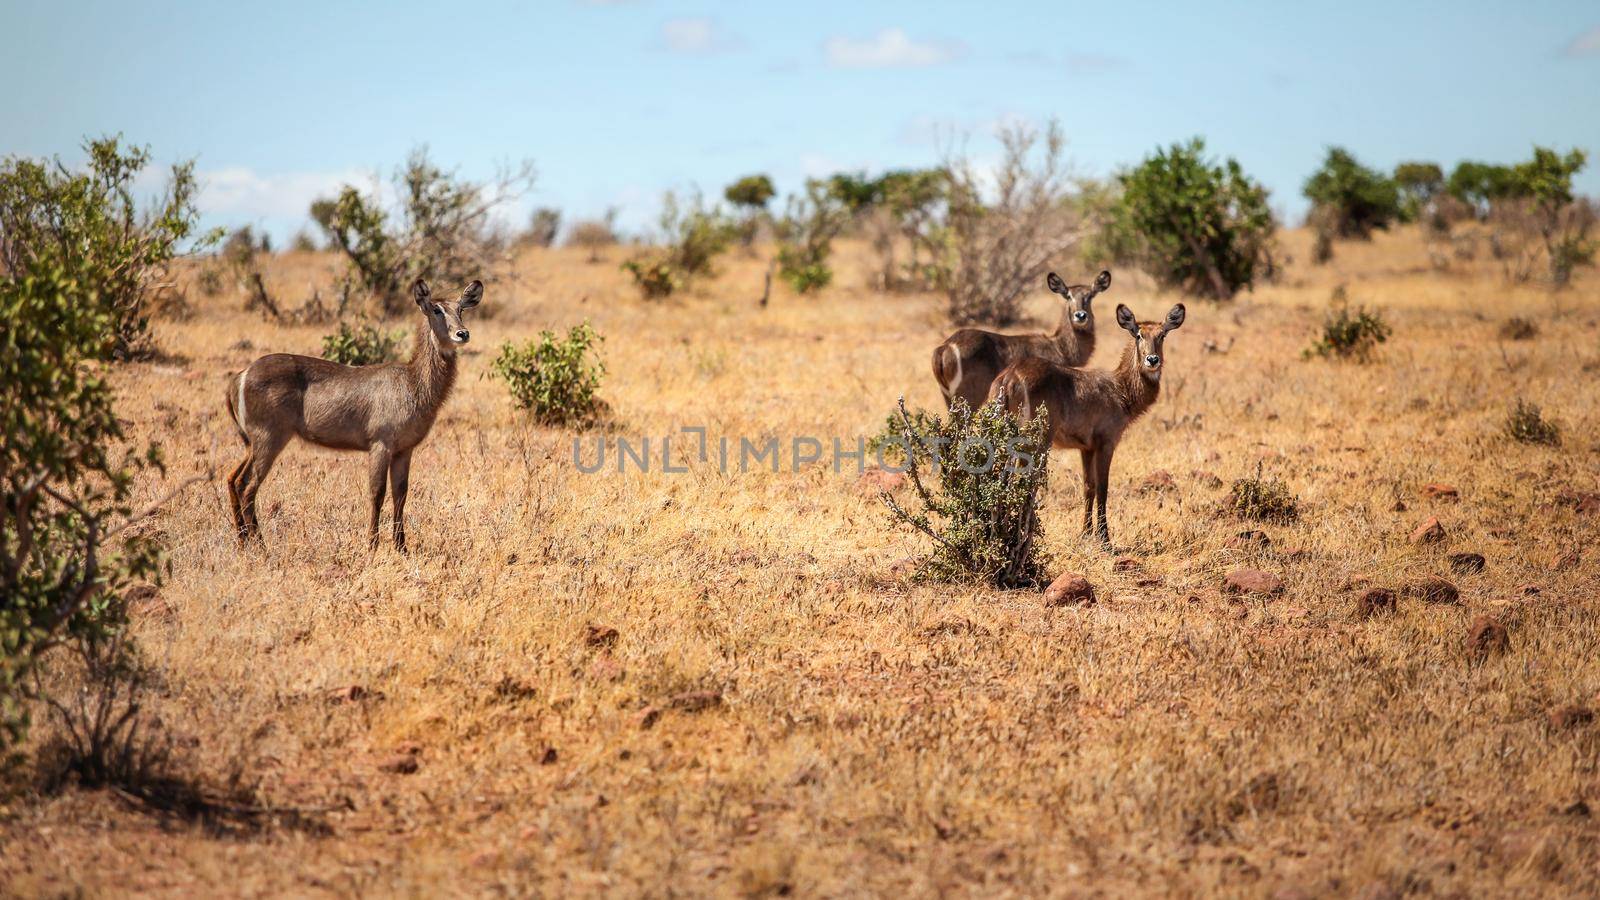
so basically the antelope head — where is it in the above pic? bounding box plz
[1116,302,1186,382]
[1047,269,1112,333]
[414,278,484,350]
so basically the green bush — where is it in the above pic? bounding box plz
[492,322,606,424]
[1447,161,1521,217]
[0,136,212,360]
[1,265,166,762]
[623,192,735,299]
[1505,399,1560,445]
[1304,305,1392,362]
[866,405,944,466]
[1109,138,1275,300]
[775,179,849,294]
[311,148,534,315]
[725,175,775,248]
[321,321,404,366]
[1227,467,1300,523]
[1303,147,1403,240]
[1393,161,1445,223]
[881,399,1051,589]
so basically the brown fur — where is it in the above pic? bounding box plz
[990,301,1185,545]
[932,270,1110,411]
[224,279,482,550]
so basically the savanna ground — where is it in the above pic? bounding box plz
[3,226,1599,897]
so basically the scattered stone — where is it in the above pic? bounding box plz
[1548,705,1594,730]
[857,466,907,495]
[1551,489,1600,515]
[584,624,620,649]
[1356,588,1397,618]
[636,707,662,730]
[1448,552,1486,575]
[378,754,419,775]
[1043,572,1096,607]
[1404,577,1459,605]
[325,685,371,704]
[1551,550,1580,572]
[1138,470,1175,493]
[669,690,723,712]
[1112,556,1143,573]
[1226,530,1272,550]
[1223,569,1284,596]
[539,746,559,765]
[1465,615,1510,661]
[1409,517,1447,545]
[1421,483,1460,502]
[1191,470,1224,489]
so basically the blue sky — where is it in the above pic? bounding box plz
[4,1,1597,241]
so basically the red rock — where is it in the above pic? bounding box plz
[1421,483,1460,502]
[1448,552,1486,574]
[1223,569,1283,596]
[1356,588,1396,618]
[1138,470,1175,493]
[1113,556,1143,572]
[1548,705,1594,730]
[668,690,723,712]
[1554,489,1600,515]
[1043,572,1096,607]
[857,467,907,495]
[585,624,620,648]
[1191,470,1224,489]
[378,754,419,774]
[636,707,662,730]
[1404,577,1459,604]
[1465,616,1510,661]
[1409,517,1446,544]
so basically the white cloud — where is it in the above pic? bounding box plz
[824,28,963,69]
[1565,26,1600,57]
[196,166,378,223]
[660,17,739,54]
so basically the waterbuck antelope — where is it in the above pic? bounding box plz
[224,278,483,550]
[932,270,1111,412]
[989,301,1185,546]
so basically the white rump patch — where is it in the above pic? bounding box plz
[235,368,249,431]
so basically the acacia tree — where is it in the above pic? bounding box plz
[724,174,775,248]
[1110,138,1275,300]
[1303,147,1403,239]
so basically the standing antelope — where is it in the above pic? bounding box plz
[224,279,482,550]
[932,270,1111,411]
[989,301,1186,546]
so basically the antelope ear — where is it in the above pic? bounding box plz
[1046,272,1069,296]
[1163,303,1186,332]
[459,279,484,309]
[1115,304,1138,334]
[1093,269,1112,292]
[413,279,432,307]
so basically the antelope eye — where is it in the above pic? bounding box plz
[433,306,444,316]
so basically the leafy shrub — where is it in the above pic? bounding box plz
[1448,161,1520,216]
[524,207,562,248]
[1109,137,1275,300]
[1505,399,1560,445]
[866,405,943,466]
[321,321,404,366]
[311,148,533,315]
[1303,147,1403,240]
[492,322,606,424]
[1,266,167,762]
[724,174,776,248]
[881,399,1051,589]
[1499,317,1538,340]
[943,120,1083,324]
[623,192,734,299]
[290,230,319,253]
[0,136,212,360]
[1227,467,1300,523]
[775,179,849,294]
[1304,304,1392,361]
[1393,161,1445,226]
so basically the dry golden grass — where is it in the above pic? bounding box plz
[3,227,1599,897]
